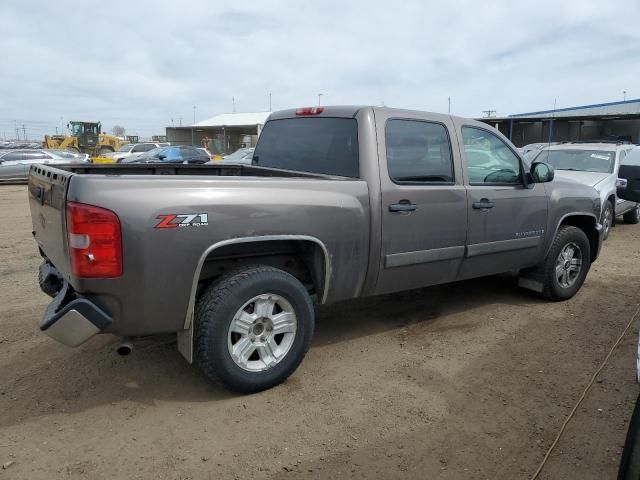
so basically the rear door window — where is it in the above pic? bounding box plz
[253,118,359,177]
[385,119,454,183]
[1,153,24,161]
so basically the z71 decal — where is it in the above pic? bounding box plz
[155,213,209,229]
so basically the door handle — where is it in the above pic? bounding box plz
[389,200,417,212]
[472,199,495,210]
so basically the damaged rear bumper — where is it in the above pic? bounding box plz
[39,263,112,347]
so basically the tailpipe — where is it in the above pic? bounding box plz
[116,338,133,356]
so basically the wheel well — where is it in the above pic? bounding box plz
[196,240,327,303]
[560,215,599,261]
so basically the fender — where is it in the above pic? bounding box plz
[546,211,599,257]
[177,235,332,363]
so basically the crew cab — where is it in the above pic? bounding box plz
[28,106,604,392]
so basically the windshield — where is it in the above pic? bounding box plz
[253,118,359,177]
[118,144,132,152]
[535,149,615,173]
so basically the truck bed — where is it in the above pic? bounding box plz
[28,162,371,338]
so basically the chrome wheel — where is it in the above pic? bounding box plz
[555,242,582,288]
[227,294,297,372]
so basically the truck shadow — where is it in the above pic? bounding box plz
[0,274,542,429]
[313,274,544,346]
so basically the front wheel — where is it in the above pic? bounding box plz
[195,265,315,393]
[541,225,591,301]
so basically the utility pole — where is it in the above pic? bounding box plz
[482,109,496,118]
[193,105,196,124]
[179,117,183,127]
[318,93,323,106]
[448,96,451,114]
[22,124,26,141]
[624,90,627,101]
[232,97,236,113]
[269,93,272,112]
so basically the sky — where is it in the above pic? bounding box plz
[1,0,639,139]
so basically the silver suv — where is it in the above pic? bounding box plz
[533,142,640,238]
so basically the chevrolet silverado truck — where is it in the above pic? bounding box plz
[28,106,604,393]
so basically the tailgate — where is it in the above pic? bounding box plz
[28,165,73,278]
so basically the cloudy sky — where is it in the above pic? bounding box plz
[1,0,639,139]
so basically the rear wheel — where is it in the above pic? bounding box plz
[601,200,614,240]
[623,204,640,224]
[541,225,591,301]
[195,265,315,393]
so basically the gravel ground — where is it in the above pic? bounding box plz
[0,184,639,479]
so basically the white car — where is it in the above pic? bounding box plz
[109,142,169,163]
[532,142,639,238]
[0,149,88,183]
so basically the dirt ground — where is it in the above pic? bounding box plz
[1,184,639,480]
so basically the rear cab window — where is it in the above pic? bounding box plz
[253,118,359,177]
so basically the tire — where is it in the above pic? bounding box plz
[620,394,640,480]
[623,204,640,225]
[195,265,315,393]
[541,225,591,301]
[602,200,614,240]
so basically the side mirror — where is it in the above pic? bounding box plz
[157,154,166,160]
[617,163,640,202]
[530,162,554,183]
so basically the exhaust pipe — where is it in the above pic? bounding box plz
[116,338,133,356]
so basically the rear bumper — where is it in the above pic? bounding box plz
[40,280,112,347]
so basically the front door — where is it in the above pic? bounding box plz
[455,123,548,280]
[375,113,468,295]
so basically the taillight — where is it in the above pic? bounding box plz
[66,202,122,278]
[295,107,324,115]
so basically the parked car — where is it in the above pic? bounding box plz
[0,149,87,183]
[122,145,211,164]
[109,142,169,163]
[43,149,90,163]
[616,154,640,480]
[28,106,604,393]
[220,147,255,164]
[533,142,639,239]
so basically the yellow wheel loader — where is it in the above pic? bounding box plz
[43,121,125,156]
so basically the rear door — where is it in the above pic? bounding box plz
[0,152,27,180]
[455,122,548,279]
[375,112,468,295]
